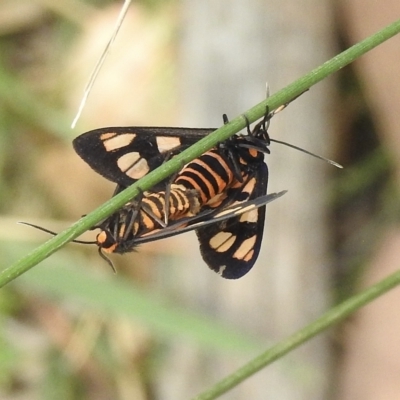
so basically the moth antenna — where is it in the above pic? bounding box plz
[258,88,341,168]
[18,221,97,244]
[19,221,118,272]
[98,247,117,273]
[269,138,343,168]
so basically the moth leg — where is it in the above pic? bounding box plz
[122,190,144,241]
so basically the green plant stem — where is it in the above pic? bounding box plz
[193,268,400,400]
[1,18,400,288]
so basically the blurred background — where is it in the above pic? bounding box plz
[0,0,400,399]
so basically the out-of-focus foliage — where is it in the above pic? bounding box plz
[1,0,398,398]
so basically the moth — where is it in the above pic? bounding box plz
[73,109,285,278]
[23,101,340,278]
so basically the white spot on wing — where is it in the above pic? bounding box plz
[233,235,256,260]
[117,152,150,179]
[217,265,227,275]
[156,136,181,153]
[239,208,258,223]
[103,133,136,151]
[126,159,150,179]
[209,232,236,252]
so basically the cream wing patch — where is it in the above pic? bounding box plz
[156,136,181,153]
[239,208,258,223]
[241,177,256,194]
[102,133,136,151]
[117,153,150,179]
[209,232,236,252]
[233,235,256,260]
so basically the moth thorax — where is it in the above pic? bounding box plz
[240,148,264,165]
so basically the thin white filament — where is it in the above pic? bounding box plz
[71,0,132,128]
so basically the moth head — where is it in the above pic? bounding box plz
[18,221,117,273]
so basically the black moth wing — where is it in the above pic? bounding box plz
[196,163,269,279]
[73,126,215,190]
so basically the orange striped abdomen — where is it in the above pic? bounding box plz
[174,150,235,206]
